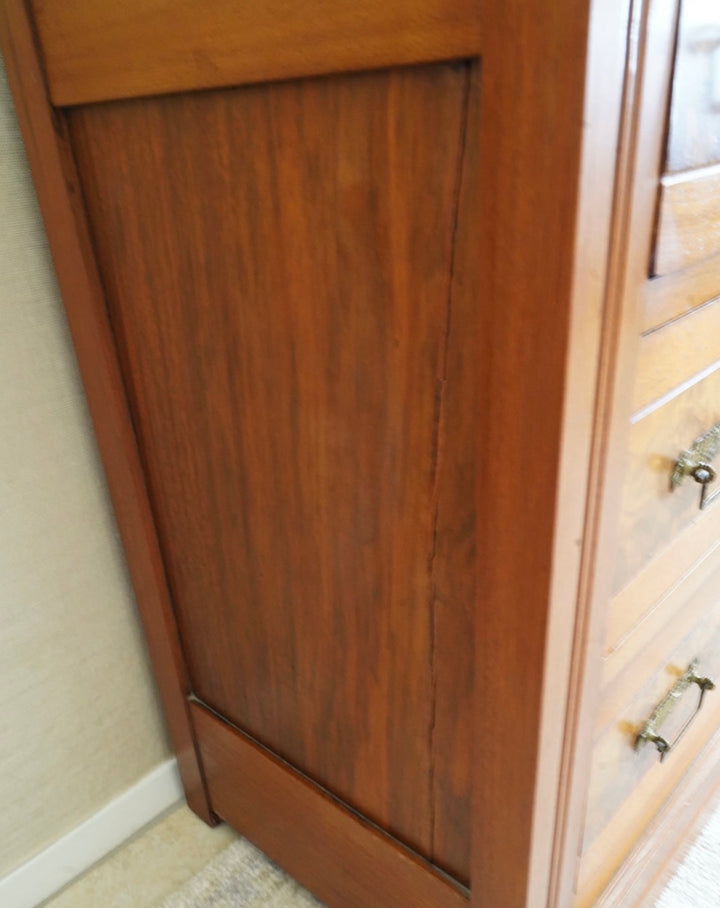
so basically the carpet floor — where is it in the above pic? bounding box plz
[161,801,720,908]
[653,795,720,908]
[160,838,321,908]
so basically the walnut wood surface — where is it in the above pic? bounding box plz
[9,0,706,903]
[583,566,720,850]
[578,667,720,905]
[578,729,720,906]
[653,167,720,276]
[69,62,473,875]
[606,505,720,656]
[560,0,688,903]
[599,552,720,733]
[0,0,214,822]
[614,359,720,592]
[538,2,637,903]
[572,0,720,897]
[191,701,468,908]
[632,297,720,417]
[471,0,608,904]
[643,251,720,332]
[611,743,720,907]
[427,64,478,884]
[31,0,480,106]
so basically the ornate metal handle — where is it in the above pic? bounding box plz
[670,423,720,510]
[635,660,715,762]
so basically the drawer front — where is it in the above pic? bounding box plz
[632,296,720,420]
[578,560,720,904]
[578,3,720,904]
[652,1,720,277]
[614,356,720,596]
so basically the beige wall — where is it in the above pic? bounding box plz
[0,57,171,878]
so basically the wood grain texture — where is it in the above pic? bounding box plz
[69,62,472,873]
[643,251,720,332]
[653,166,720,276]
[577,727,720,907]
[606,502,720,657]
[585,565,720,845]
[31,0,481,106]
[471,0,608,905]
[578,663,720,905]
[600,552,720,734]
[632,296,720,417]
[614,359,720,593]
[0,0,214,823]
[428,64,477,885]
[191,701,468,908]
[557,0,684,903]
[572,0,720,898]
[536,2,637,904]
[619,759,720,907]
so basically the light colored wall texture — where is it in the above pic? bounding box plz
[0,57,171,878]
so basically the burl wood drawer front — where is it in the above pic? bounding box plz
[577,558,720,905]
[654,168,720,277]
[614,338,720,597]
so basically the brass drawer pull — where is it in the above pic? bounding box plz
[635,660,715,762]
[671,423,720,510]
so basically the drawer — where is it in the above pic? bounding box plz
[653,167,720,277]
[651,1,720,277]
[643,252,720,334]
[614,361,720,594]
[632,296,720,420]
[601,540,720,731]
[577,562,720,904]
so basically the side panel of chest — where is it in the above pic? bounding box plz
[68,62,478,880]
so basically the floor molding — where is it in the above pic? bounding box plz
[0,758,183,908]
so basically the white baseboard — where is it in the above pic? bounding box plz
[0,758,183,908]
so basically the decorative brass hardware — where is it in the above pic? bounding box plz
[670,422,720,510]
[635,660,715,762]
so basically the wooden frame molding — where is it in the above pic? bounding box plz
[6,0,702,904]
[191,702,469,908]
[471,0,631,904]
[31,0,481,106]
[549,0,685,904]
[0,0,214,823]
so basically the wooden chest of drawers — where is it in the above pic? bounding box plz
[3,0,720,904]
[574,1,720,903]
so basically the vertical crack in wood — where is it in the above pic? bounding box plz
[426,61,473,860]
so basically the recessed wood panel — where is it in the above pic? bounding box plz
[32,0,481,106]
[69,62,475,876]
[429,67,478,884]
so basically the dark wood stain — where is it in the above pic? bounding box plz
[69,62,473,875]
[429,64,479,884]
[192,700,469,908]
